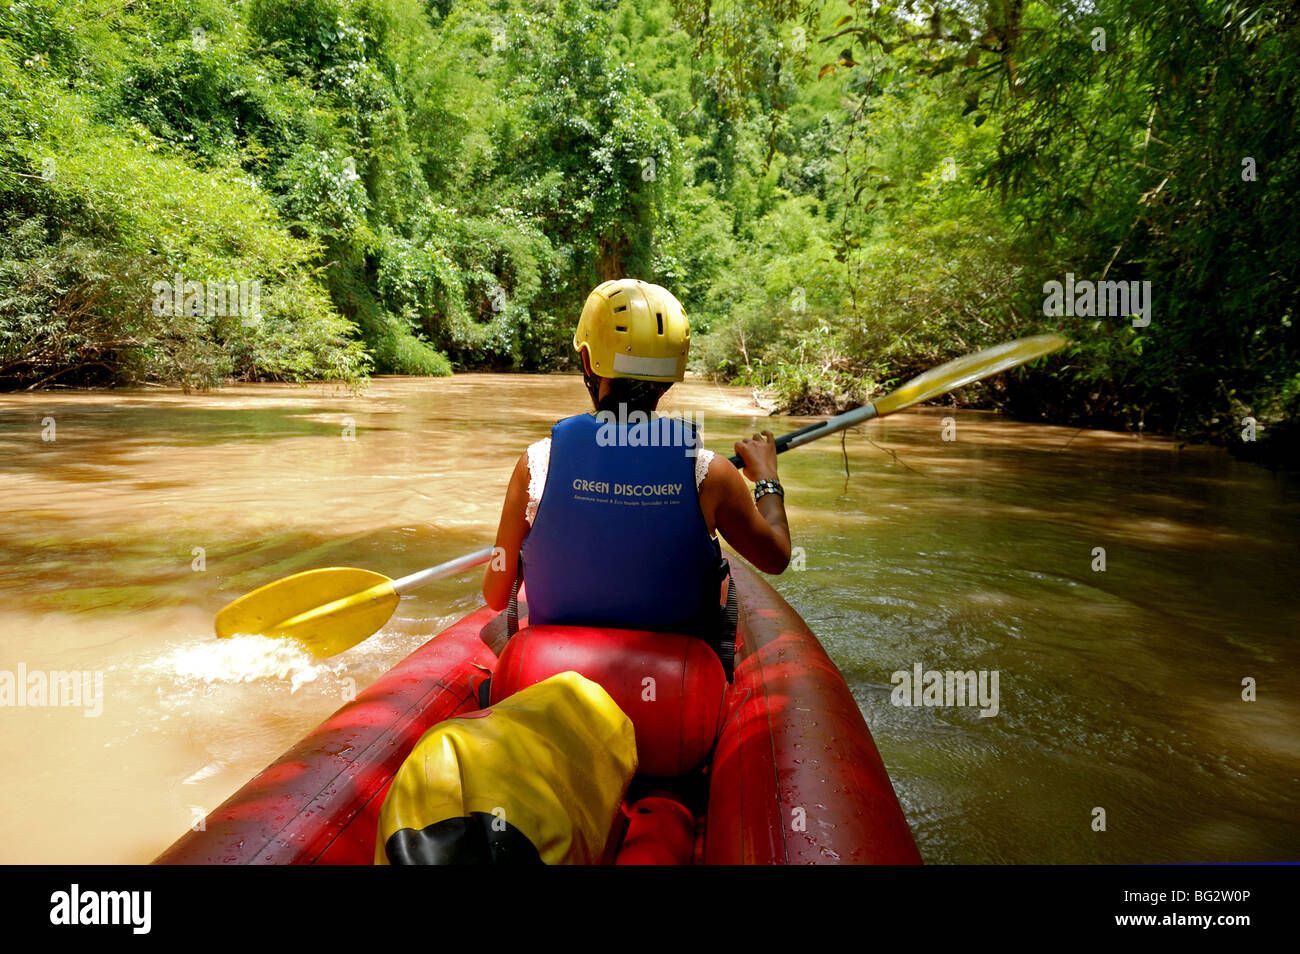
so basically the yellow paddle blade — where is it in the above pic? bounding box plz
[873,334,1067,417]
[215,567,400,658]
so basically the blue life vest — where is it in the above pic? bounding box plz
[520,412,722,636]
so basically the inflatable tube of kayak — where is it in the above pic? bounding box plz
[705,560,922,864]
[153,606,500,865]
[489,625,726,777]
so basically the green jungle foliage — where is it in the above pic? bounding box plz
[1,1,1296,459]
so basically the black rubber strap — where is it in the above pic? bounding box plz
[506,566,522,638]
[715,558,737,682]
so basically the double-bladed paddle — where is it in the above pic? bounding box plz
[216,333,1065,657]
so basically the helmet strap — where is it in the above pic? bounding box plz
[582,367,603,410]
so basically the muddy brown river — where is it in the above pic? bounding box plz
[0,374,1296,863]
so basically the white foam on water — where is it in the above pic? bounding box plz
[150,633,343,693]
[181,760,226,785]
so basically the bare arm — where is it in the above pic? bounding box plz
[711,430,791,575]
[482,452,531,610]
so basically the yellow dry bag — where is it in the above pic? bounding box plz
[376,670,637,865]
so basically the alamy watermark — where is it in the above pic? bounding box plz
[1,664,103,717]
[50,885,150,934]
[890,663,999,717]
[152,275,262,326]
[1042,273,1151,328]
[594,404,706,458]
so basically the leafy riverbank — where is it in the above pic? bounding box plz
[2,1,1297,463]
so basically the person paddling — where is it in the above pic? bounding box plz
[483,278,792,665]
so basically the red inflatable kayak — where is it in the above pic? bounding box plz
[154,558,920,865]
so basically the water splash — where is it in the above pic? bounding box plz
[150,634,343,693]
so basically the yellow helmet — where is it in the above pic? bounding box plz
[574,279,689,382]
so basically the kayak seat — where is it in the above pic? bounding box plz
[489,625,727,777]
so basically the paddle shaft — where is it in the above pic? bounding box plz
[382,411,881,601]
[392,412,874,597]
[392,545,496,594]
[726,402,879,468]
[221,333,1065,655]
[379,413,883,605]
[722,333,1065,467]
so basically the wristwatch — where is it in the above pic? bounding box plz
[753,478,784,502]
